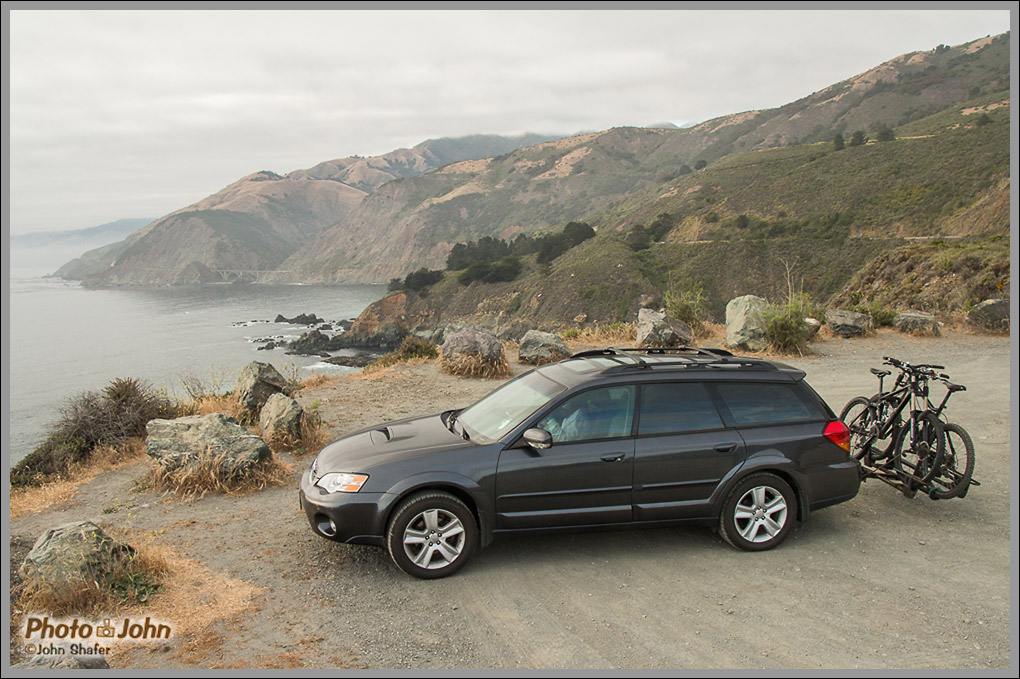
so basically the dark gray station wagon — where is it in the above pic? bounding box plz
[300,348,860,578]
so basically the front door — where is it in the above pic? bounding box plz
[496,385,636,530]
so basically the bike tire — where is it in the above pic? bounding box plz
[930,422,975,500]
[892,411,945,489]
[839,397,879,461]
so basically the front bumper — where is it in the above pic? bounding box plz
[299,465,396,547]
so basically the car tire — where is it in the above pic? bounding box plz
[719,473,797,552]
[386,491,478,579]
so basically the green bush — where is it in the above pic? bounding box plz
[663,279,707,333]
[11,378,188,487]
[854,302,896,327]
[763,295,817,354]
[370,336,440,368]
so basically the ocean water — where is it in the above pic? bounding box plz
[7,278,385,465]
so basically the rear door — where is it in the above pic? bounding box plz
[496,385,636,529]
[632,381,746,520]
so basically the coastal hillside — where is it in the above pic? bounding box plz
[61,134,558,286]
[345,95,1009,340]
[11,218,151,279]
[278,32,1010,283]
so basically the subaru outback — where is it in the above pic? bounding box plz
[299,347,860,578]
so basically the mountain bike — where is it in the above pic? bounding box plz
[839,357,945,498]
[916,368,976,499]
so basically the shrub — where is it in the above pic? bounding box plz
[439,351,512,379]
[663,279,707,333]
[763,295,817,354]
[403,268,444,293]
[11,379,189,488]
[854,302,896,327]
[370,335,440,369]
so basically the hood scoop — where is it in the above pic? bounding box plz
[369,427,393,444]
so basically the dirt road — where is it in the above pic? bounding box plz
[9,329,1013,669]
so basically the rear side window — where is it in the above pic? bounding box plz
[714,382,818,425]
[638,382,723,435]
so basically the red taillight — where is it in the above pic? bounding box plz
[824,420,851,452]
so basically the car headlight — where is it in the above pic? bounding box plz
[314,472,369,493]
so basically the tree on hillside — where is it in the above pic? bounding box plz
[875,126,895,142]
[849,131,867,147]
[833,133,845,151]
[694,159,708,170]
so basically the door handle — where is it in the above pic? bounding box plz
[714,443,737,454]
[600,453,626,463]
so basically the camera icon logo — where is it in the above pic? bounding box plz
[96,620,116,638]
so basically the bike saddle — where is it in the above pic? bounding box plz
[945,382,966,393]
[870,368,891,378]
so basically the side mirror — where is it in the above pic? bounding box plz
[523,428,552,450]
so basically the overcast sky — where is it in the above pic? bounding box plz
[8,7,1013,235]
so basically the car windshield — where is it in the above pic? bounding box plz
[456,371,566,443]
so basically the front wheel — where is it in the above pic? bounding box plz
[930,422,975,500]
[386,491,478,579]
[719,473,797,552]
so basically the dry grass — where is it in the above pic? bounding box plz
[295,373,341,391]
[143,450,291,500]
[10,438,147,519]
[190,393,246,420]
[562,322,637,347]
[354,356,432,378]
[439,351,512,379]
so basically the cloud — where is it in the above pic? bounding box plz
[9,8,1012,233]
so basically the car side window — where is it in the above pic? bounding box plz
[714,382,816,425]
[638,382,723,435]
[537,385,635,443]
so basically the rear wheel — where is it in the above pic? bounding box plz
[930,422,975,500]
[840,397,879,461]
[719,473,797,552]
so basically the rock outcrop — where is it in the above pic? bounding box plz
[20,521,134,586]
[725,295,768,351]
[636,308,694,347]
[146,413,271,476]
[236,361,289,414]
[259,393,303,444]
[440,327,511,378]
[894,311,940,336]
[967,299,1009,332]
[518,330,571,365]
[827,309,872,338]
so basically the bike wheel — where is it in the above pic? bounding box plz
[893,411,945,489]
[929,422,975,500]
[839,397,879,461]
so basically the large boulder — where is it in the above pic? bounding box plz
[967,299,1009,332]
[236,361,288,414]
[259,393,303,444]
[146,413,271,476]
[725,295,768,351]
[20,521,134,587]
[518,330,571,365]
[827,309,872,338]
[440,327,511,378]
[894,311,940,336]
[636,308,694,347]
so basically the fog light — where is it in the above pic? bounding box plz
[315,514,337,537]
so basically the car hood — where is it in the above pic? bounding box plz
[313,412,475,475]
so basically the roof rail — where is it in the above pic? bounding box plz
[567,346,777,374]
